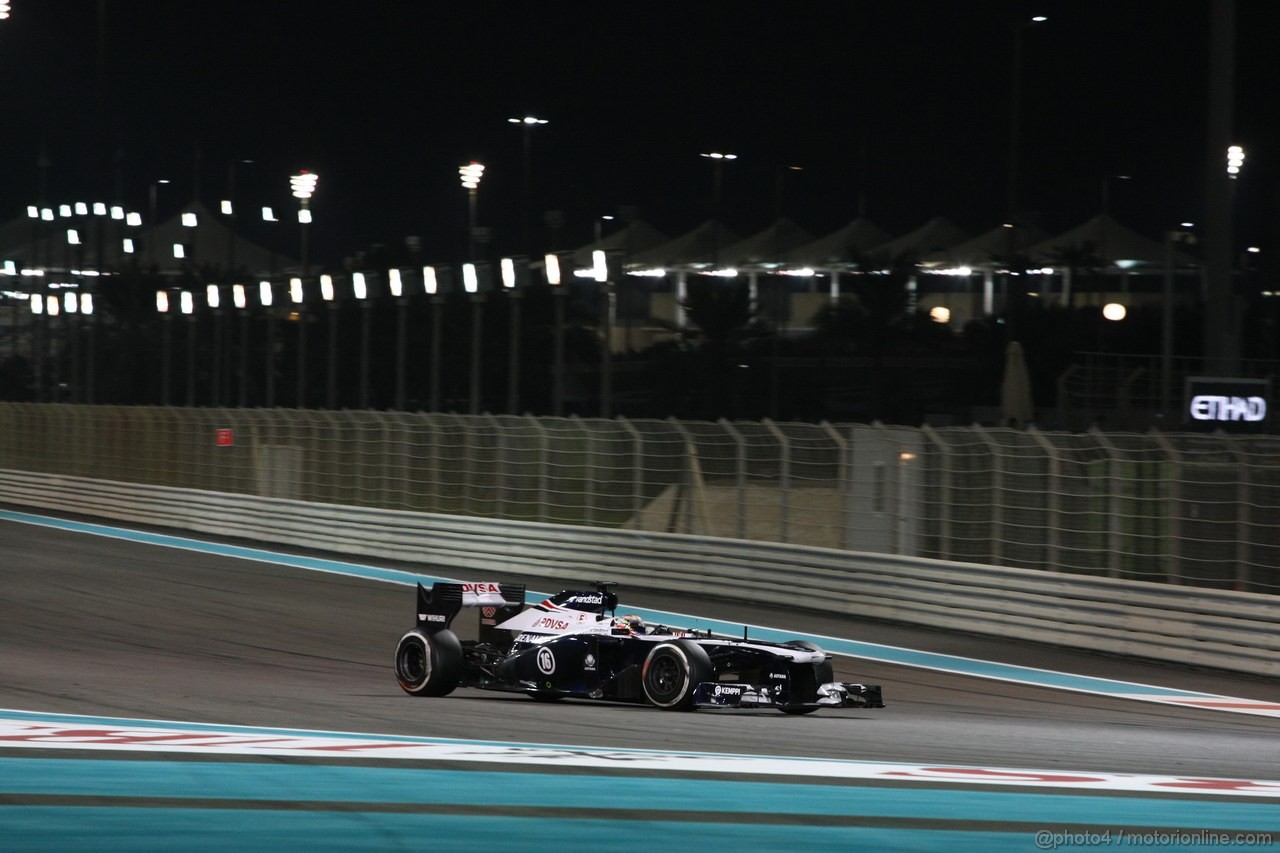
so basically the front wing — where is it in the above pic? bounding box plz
[693,681,885,711]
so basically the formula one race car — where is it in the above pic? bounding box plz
[393,581,884,713]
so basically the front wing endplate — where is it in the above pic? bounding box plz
[693,681,884,711]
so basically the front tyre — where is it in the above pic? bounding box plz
[642,640,712,711]
[395,629,462,696]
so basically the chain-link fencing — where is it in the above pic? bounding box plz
[1,403,1275,593]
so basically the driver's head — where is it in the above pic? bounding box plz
[615,614,645,634]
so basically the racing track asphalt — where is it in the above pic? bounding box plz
[2,511,1279,780]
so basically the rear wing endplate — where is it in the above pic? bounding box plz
[415,581,527,636]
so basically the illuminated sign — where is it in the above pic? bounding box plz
[1184,377,1271,433]
[1189,396,1266,422]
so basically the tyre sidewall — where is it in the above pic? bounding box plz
[642,640,711,710]
[395,629,462,696]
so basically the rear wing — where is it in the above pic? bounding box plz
[414,581,527,641]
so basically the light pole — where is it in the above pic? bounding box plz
[700,152,737,220]
[207,284,222,407]
[291,169,318,273]
[65,224,83,402]
[1161,225,1196,421]
[354,272,371,409]
[1204,0,1238,374]
[419,266,445,412]
[219,161,252,405]
[424,265,444,412]
[1007,15,1047,224]
[700,152,737,264]
[774,164,804,219]
[321,274,338,409]
[546,253,566,416]
[259,280,275,407]
[220,158,254,272]
[501,257,522,414]
[463,263,485,415]
[233,283,248,406]
[290,276,306,407]
[593,250,613,418]
[63,291,81,404]
[459,162,485,260]
[80,292,95,403]
[156,289,172,405]
[181,290,196,406]
[389,268,408,410]
[148,178,170,269]
[290,170,317,408]
[44,293,60,400]
[1100,174,1132,215]
[508,115,548,254]
[593,214,615,246]
[29,291,45,403]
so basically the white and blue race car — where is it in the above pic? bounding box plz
[394,581,884,713]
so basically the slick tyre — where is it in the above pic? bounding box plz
[395,629,462,697]
[642,640,712,711]
[781,640,832,715]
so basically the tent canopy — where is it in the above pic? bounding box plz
[920,223,1051,268]
[716,218,814,267]
[786,217,891,268]
[568,219,668,267]
[626,219,742,268]
[866,216,969,265]
[1025,213,1196,269]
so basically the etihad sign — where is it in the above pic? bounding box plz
[1189,395,1267,423]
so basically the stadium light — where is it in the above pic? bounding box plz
[460,162,485,259]
[1227,145,1245,178]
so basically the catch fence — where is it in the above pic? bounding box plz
[1,403,1275,593]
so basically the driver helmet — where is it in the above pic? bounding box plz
[614,614,646,634]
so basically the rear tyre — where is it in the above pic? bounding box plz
[395,629,462,696]
[781,640,832,715]
[642,640,712,711]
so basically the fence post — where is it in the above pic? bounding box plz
[1149,429,1182,585]
[616,416,644,525]
[972,425,1004,566]
[763,419,791,544]
[487,414,507,518]
[1225,435,1251,592]
[820,420,849,552]
[569,415,594,527]
[527,414,549,524]
[718,418,748,541]
[920,425,950,562]
[665,417,710,536]
[1088,426,1123,579]
[1027,426,1062,572]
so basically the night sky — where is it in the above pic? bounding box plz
[0,1,1275,268]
